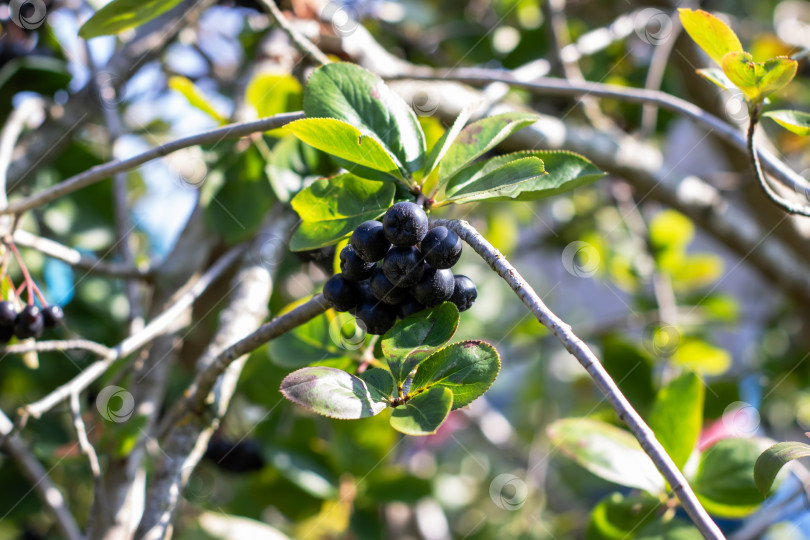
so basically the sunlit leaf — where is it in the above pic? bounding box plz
[280,367,390,419]
[381,303,459,384]
[648,372,704,470]
[672,338,731,376]
[763,109,810,136]
[586,492,661,540]
[168,76,226,124]
[754,441,810,496]
[678,8,743,67]
[721,52,797,102]
[389,386,453,435]
[290,173,395,251]
[547,418,665,494]
[80,0,184,38]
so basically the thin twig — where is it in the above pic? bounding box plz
[0,339,115,357]
[387,71,810,198]
[166,293,329,428]
[10,243,247,432]
[12,229,152,279]
[433,219,725,540]
[0,409,84,540]
[746,113,810,217]
[1,111,304,216]
[69,390,106,531]
[259,0,330,66]
[640,17,681,136]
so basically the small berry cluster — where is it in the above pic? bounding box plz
[323,202,478,335]
[0,241,65,342]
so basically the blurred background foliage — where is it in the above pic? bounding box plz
[2,0,810,538]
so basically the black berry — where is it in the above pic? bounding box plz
[397,297,425,319]
[369,268,410,305]
[350,220,391,262]
[0,325,13,344]
[322,274,361,312]
[339,245,375,281]
[14,305,44,339]
[204,438,265,473]
[382,202,429,247]
[421,226,462,269]
[354,301,397,335]
[411,267,455,307]
[450,275,477,312]
[0,301,17,327]
[42,305,64,328]
[382,246,426,287]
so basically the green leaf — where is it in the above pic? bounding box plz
[437,112,538,184]
[721,52,797,102]
[390,386,453,436]
[635,519,703,540]
[246,73,303,119]
[422,102,478,179]
[672,338,731,376]
[678,8,743,67]
[268,306,353,369]
[287,118,404,181]
[692,438,771,518]
[263,446,339,499]
[443,157,546,203]
[280,367,390,419]
[381,303,460,384]
[696,68,737,91]
[546,418,665,494]
[410,341,500,410]
[648,372,704,470]
[763,109,810,136]
[363,469,433,503]
[266,135,336,202]
[754,441,810,496]
[466,150,605,202]
[303,63,426,174]
[359,368,395,399]
[586,492,661,540]
[79,0,184,38]
[290,173,395,251]
[168,76,226,124]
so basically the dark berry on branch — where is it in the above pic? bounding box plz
[411,267,454,307]
[369,268,410,305]
[397,297,426,319]
[42,305,65,328]
[350,220,391,262]
[382,202,429,247]
[450,275,477,312]
[354,301,397,335]
[0,301,17,327]
[382,246,425,287]
[421,226,462,269]
[339,245,375,281]
[323,274,361,312]
[14,305,44,339]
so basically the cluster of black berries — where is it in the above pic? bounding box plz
[322,202,478,335]
[0,302,64,342]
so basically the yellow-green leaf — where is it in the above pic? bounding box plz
[168,77,226,124]
[287,118,405,182]
[721,52,797,102]
[678,8,743,67]
[763,109,810,136]
[246,73,303,119]
[672,338,731,376]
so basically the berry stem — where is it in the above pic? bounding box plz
[8,242,46,307]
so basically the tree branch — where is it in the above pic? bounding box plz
[746,114,810,217]
[10,243,247,431]
[0,409,84,540]
[388,71,810,198]
[1,111,303,216]
[259,0,330,66]
[11,229,152,279]
[433,219,725,540]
